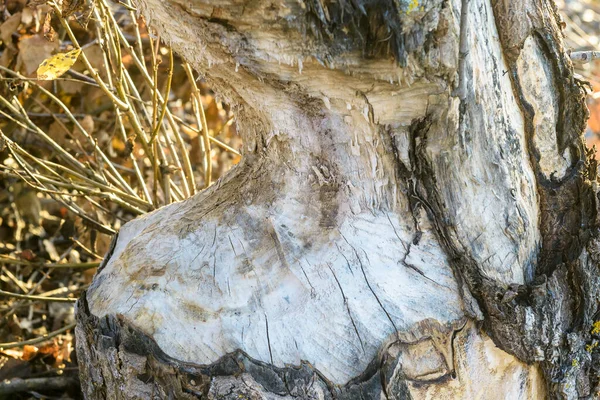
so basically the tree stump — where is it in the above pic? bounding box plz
[76,0,600,398]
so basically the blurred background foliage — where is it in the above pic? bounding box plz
[560,0,600,157]
[0,0,599,399]
[0,0,241,398]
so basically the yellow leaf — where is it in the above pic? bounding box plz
[36,49,81,80]
[592,320,600,334]
[407,0,419,13]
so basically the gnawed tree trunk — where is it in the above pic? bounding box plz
[76,0,600,398]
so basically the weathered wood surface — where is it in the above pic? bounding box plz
[76,0,600,398]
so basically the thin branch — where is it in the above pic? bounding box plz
[183,62,212,188]
[174,114,240,155]
[51,2,130,110]
[0,376,77,396]
[570,51,600,65]
[0,289,77,303]
[0,322,77,350]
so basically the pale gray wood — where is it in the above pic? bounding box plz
[76,0,600,398]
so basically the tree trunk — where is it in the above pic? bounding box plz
[75,0,600,398]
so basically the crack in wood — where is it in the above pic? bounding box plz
[265,313,274,366]
[341,232,401,343]
[327,262,366,353]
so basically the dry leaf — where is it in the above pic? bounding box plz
[42,11,55,40]
[16,249,37,261]
[61,341,72,363]
[36,48,81,80]
[81,44,106,78]
[80,114,95,135]
[21,345,39,361]
[21,7,34,27]
[0,13,22,50]
[0,349,23,359]
[17,34,58,75]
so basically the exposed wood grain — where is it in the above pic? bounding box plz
[76,0,600,398]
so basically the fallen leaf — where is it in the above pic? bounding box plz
[79,114,95,136]
[0,349,23,359]
[42,11,55,40]
[17,34,58,75]
[36,48,81,80]
[21,7,34,27]
[21,345,39,361]
[38,341,59,357]
[16,249,37,261]
[0,13,21,50]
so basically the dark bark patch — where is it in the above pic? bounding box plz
[301,0,441,66]
[76,295,450,399]
[318,181,340,229]
[303,0,406,64]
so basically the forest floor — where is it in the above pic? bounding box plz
[0,1,240,398]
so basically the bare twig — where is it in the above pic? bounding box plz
[0,289,77,303]
[0,255,100,269]
[0,376,78,395]
[183,62,212,188]
[0,322,77,350]
[570,51,600,65]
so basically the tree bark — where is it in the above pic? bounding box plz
[76,0,600,399]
